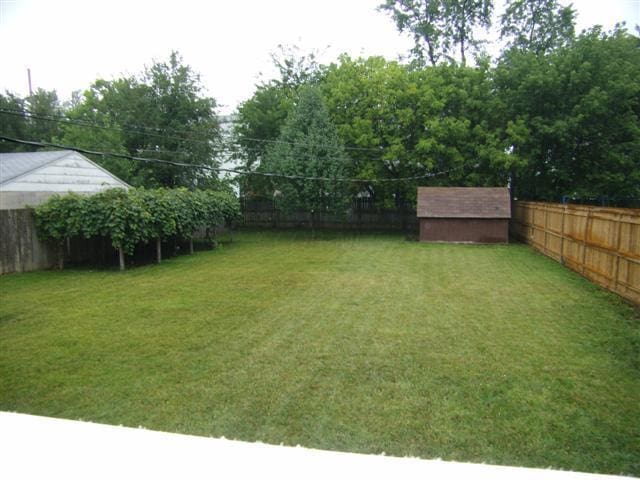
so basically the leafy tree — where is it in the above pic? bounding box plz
[59,52,220,188]
[26,88,63,143]
[0,92,29,152]
[494,26,640,200]
[0,88,62,152]
[234,46,325,197]
[262,86,350,232]
[322,56,508,206]
[500,0,576,54]
[443,0,494,65]
[378,0,493,65]
[269,44,326,90]
[56,90,133,182]
[322,56,425,205]
[140,52,220,187]
[234,83,294,173]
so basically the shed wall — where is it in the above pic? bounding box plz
[419,218,508,243]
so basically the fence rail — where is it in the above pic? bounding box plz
[511,201,640,305]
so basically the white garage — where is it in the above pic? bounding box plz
[0,150,128,209]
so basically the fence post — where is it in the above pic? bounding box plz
[581,209,591,275]
[543,204,549,254]
[560,204,566,265]
[611,214,623,292]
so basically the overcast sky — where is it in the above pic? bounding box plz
[1,0,638,114]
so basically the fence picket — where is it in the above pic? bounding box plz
[512,201,640,305]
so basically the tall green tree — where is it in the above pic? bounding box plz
[140,52,220,187]
[59,52,220,188]
[26,88,63,143]
[378,0,493,65]
[500,0,576,54]
[262,86,351,231]
[234,46,325,196]
[322,56,427,205]
[322,56,508,206]
[494,26,640,200]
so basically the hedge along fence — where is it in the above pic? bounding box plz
[34,188,241,270]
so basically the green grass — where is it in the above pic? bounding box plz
[1,231,638,475]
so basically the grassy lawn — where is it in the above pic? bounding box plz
[1,231,638,475]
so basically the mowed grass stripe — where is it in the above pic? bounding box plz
[0,231,638,475]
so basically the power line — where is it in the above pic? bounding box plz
[0,135,468,183]
[232,134,387,153]
[0,108,219,146]
[1,107,390,156]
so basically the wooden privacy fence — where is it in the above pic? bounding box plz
[511,201,640,305]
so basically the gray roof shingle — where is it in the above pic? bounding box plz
[0,150,73,185]
[417,187,511,218]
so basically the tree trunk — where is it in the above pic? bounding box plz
[156,237,162,264]
[310,210,315,239]
[118,246,125,271]
[189,238,194,255]
[58,242,65,270]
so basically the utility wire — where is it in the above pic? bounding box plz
[1,107,389,155]
[233,134,387,153]
[0,135,468,183]
[0,108,218,146]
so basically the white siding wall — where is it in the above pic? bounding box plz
[1,152,127,192]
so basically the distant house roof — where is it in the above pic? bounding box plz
[0,150,73,185]
[0,150,129,190]
[417,187,511,218]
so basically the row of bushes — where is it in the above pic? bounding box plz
[34,188,241,265]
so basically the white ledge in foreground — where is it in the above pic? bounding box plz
[0,411,632,480]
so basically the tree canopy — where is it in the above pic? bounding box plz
[2,9,639,208]
[261,86,351,222]
[0,52,221,189]
[500,0,576,55]
[378,0,494,66]
[494,26,640,200]
[58,52,220,188]
[232,21,639,206]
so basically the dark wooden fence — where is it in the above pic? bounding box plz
[511,201,640,305]
[241,198,418,232]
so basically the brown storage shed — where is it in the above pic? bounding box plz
[417,187,511,243]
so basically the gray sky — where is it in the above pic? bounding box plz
[1,0,638,114]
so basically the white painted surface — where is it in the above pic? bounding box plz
[0,412,632,480]
[1,152,126,192]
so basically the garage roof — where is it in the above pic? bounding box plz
[0,150,72,185]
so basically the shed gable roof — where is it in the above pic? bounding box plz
[417,187,511,218]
